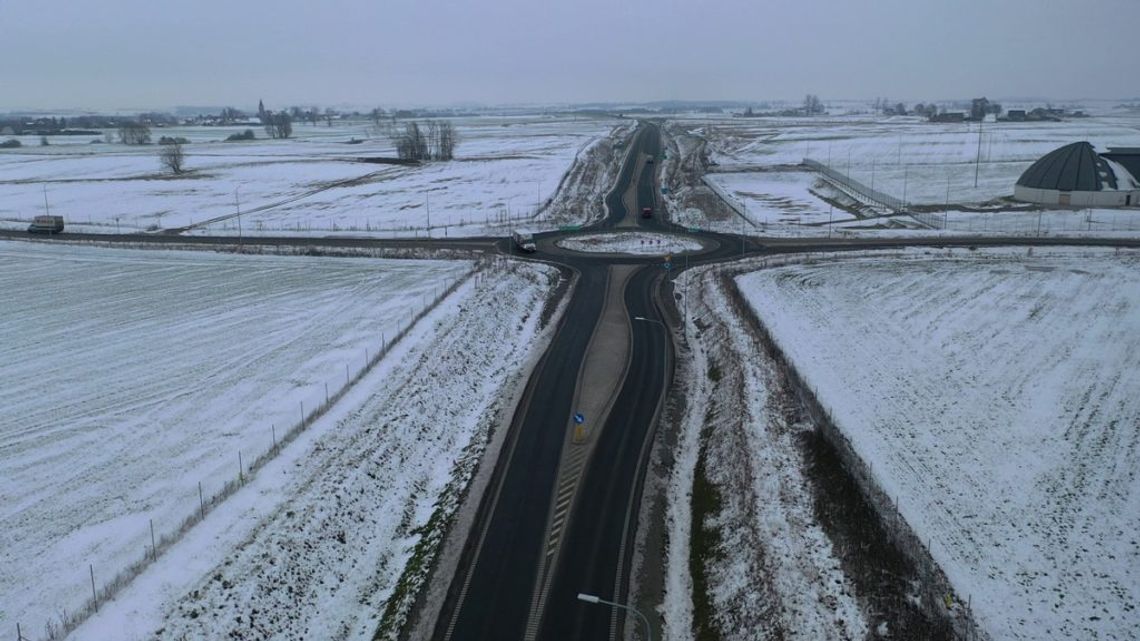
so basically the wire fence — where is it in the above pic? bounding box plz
[19,262,486,641]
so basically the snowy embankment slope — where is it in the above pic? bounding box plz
[66,258,561,641]
[0,241,469,638]
[735,248,1140,640]
[658,263,866,641]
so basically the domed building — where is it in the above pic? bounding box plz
[1014,142,1140,207]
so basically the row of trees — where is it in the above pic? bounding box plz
[871,97,1004,120]
[392,120,458,161]
[119,122,151,145]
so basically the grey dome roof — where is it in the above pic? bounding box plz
[1016,142,1118,191]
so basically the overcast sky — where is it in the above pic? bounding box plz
[1,0,1136,112]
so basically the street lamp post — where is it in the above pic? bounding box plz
[577,593,653,641]
[633,316,667,372]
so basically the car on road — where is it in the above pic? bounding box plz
[646,156,654,164]
[641,207,653,218]
[28,215,65,234]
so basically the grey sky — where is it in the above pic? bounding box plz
[2,0,1136,111]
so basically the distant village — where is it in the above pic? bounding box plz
[736,96,1098,122]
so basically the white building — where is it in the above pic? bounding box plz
[1014,142,1140,208]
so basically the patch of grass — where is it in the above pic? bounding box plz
[689,433,723,641]
[372,433,486,641]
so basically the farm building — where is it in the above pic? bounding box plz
[1014,141,1140,207]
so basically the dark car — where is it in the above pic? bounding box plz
[641,207,653,218]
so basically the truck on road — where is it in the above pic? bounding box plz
[28,215,65,234]
[512,230,537,253]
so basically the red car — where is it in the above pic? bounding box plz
[641,207,653,218]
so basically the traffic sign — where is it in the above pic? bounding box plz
[573,412,585,424]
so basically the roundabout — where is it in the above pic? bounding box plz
[554,231,704,256]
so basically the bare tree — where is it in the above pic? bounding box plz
[393,121,428,161]
[118,122,151,145]
[159,140,185,174]
[803,94,824,116]
[219,107,244,125]
[391,120,457,161]
[438,120,457,160]
[426,120,440,159]
[264,112,293,139]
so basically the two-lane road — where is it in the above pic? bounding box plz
[538,263,669,640]
[432,122,674,641]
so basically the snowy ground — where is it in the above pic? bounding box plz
[657,261,866,640]
[63,256,560,641]
[556,231,702,256]
[0,115,623,237]
[0,241,471,638]
[662,111,1140,237]
[735,248,1140,640]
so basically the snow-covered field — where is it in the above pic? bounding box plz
[63,255,560,641]
[0,241,471,637]
[702,169,857,230]
[663,110,1140,236]
[735,248,1140,640]
[556,231,702,255]
[0,115,623,237]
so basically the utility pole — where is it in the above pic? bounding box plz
[903,166,909,210]
[945,173,951,229]
[43,185,50,216]
[974,118,984,188]
[235,187,242,245]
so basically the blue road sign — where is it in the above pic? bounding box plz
[573,412,585,424]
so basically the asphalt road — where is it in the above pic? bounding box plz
[432,121,673,641]
[429,125,659,640]
[431,256,607,640]
[537,263,668,641]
